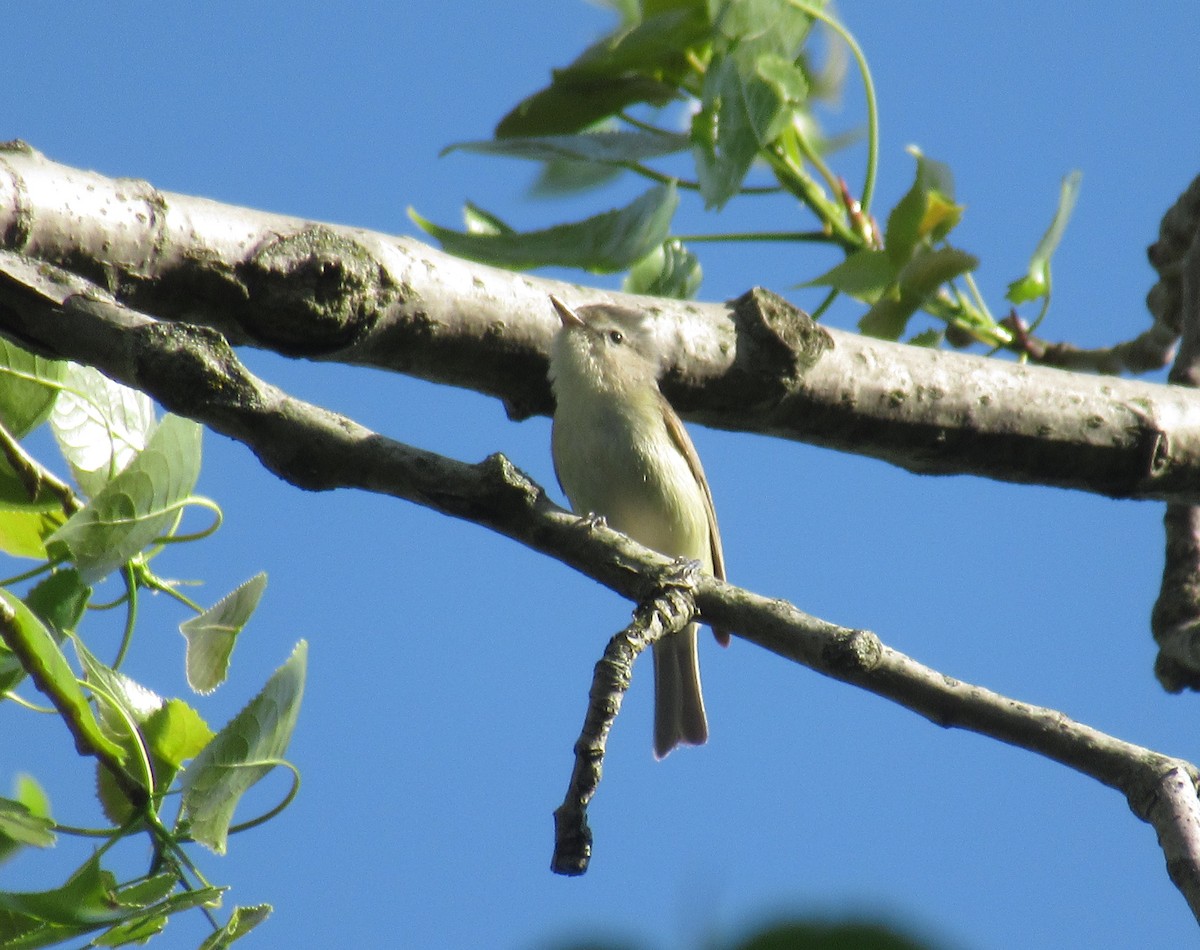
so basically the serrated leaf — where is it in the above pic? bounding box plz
[180,641,307,854]
[74,641,162,824]
[803,248,896,302]
[0,589,126,764]
[95,913,167,946]
[1006,170,1082,304]
[198,904,272,950]
[410,183,678,273]
[623,240,703,299]
[181,573,268,694]
[45,414,202,584]
[50,364,155,500]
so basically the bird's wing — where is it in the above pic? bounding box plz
[659,390,729,646]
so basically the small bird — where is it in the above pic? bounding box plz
[547,295,726,758]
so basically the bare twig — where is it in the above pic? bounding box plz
[552,583,696,876]
[1002,310,1177,374]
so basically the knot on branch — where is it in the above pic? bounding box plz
[238,226,397,355]
[821,628,882,675]
[130,320,257,417]
[714,287,833,410]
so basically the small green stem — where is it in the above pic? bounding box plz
[786,0,879,213]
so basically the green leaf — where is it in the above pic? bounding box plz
[711,0,816,55]
[885,148,961,266]
[0,340,66,439]
[803,248,897,301]
[530,155,623,196]
[410,183,678,273]
[623,239,703,299]
[0,508,64,560]
[461,202,514,237]
[858,246,978,340]
[198,905,272,950]
[0,570,90,700]
[180,641,307,854]
[691,52,776,208]
[755,52,810,127]
[496,76,680,138]
[0,853,123,927]
[75,640,211,817]
[0,589,126,764]
[181,573,268,694]
[445,129,691,167]
[95,697,215,821]
[0,341,67,510]
[0,776,55,865]
[145,698,215,774]
[857,295,911,341]
[50,363,155,500]
[898,245,978,300]
[908,328,946,348]
[95,913,167,946]
[495,8,708,136]
[25,569,90,636]
[45,414,203,584]
[1006,170,1082,304]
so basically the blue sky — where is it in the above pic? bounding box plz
[4,3,1200,948]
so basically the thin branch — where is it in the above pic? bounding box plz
[0,418,82,516]
[1002,310,1177,374]
[552,581,697,876]
[2,259,1198,915]
[3,145,1200,503]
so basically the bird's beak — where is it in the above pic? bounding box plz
[550,295,585,329]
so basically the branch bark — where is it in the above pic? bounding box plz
[3,142,1200,503]
[3,255,1200,916]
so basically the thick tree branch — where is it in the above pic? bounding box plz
[1153,225,1200,689]
[3,256,1199,915]
[4,143,1200,503]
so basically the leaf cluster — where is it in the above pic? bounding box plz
[413,0,1080,351]
[0,353,304,948]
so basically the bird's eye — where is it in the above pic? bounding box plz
[608,329,624,345]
